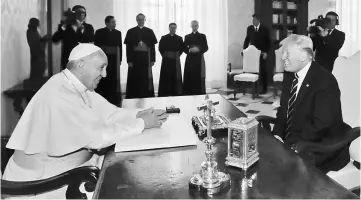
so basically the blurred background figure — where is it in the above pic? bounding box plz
[52,5,94,69]
[27,18,50,80]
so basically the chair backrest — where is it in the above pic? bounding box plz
[242,45,261,73]
[274,47,284,73]
[333,51,360,128]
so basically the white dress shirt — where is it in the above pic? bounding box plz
[295,61,312,97]
[254,24,260,32]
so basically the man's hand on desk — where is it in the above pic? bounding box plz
[137,108,169,129]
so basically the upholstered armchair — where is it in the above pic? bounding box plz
[273,47,284,98]
[233,45,261,99]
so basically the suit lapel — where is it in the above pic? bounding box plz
[295,62,317,105]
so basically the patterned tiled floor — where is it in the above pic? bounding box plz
[210,87,280,118]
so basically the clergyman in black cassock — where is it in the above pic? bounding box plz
[183,20,208,95]
[94,16,122,106]
[158,23,184,97]
[124,13,158,99]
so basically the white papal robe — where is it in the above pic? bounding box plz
[3,69,145,199]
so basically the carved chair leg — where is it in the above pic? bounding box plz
[252,82,258,99]
[243,82,246,95]
[273,87,277,99]
[233,87,237,99]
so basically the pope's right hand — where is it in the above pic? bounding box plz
[137,108,169,129]
[128,62,133,68]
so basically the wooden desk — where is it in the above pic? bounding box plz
[93,94,358,199]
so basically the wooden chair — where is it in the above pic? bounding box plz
[1,166,100,199]
[0,145,112,199]
[227,63,243,89]
[273,47,284,98]
[233,45,261,99]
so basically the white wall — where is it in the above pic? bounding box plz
[227,0,254,70]
[309,0,329,21]
[1,0,42,136]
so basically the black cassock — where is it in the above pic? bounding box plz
[94,27,122,106]
[183,32,208,95]
[158,34,184,97]
[124,26,157,99]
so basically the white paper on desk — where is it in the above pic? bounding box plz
[114,115,197,152]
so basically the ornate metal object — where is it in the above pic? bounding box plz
[191,96,229,137]
[225,117,259,170]
[189,95,231,196]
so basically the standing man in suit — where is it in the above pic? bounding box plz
[273,34,350,174]
[311,11,345,72]
[243,14,271,94]
[52,5,95,69]
[124,13,158,98]
[183,20,208,95]
[94,16,122,106]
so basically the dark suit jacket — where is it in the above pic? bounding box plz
[243,24,270,53]
[52,23,94,69]
[94,27,122,63]
[311,29,345,72]
[273,62,350,173]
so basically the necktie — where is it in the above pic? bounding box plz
[284,73,298,139]
[255,27,258,32]
[327,29,331,36]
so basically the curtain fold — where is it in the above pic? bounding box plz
[114,0,228,90]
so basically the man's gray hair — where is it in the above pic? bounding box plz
[191,20,198,25]
[282,34,314,59]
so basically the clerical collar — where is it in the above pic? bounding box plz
[192,31,198,34]
[138,26,144,29]
[170,34,175,36]
[63,69,88,93]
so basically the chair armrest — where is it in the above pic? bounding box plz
[1,166,100,199]
[293,127,360,154]
[256,115,277,133]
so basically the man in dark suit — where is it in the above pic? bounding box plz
[273,34,350,174]
[311,11,345,72]
[94,15,122,106]
[243,14,271,94]
[52,5,94,69]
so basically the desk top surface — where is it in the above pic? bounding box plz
[94,94,357,199]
